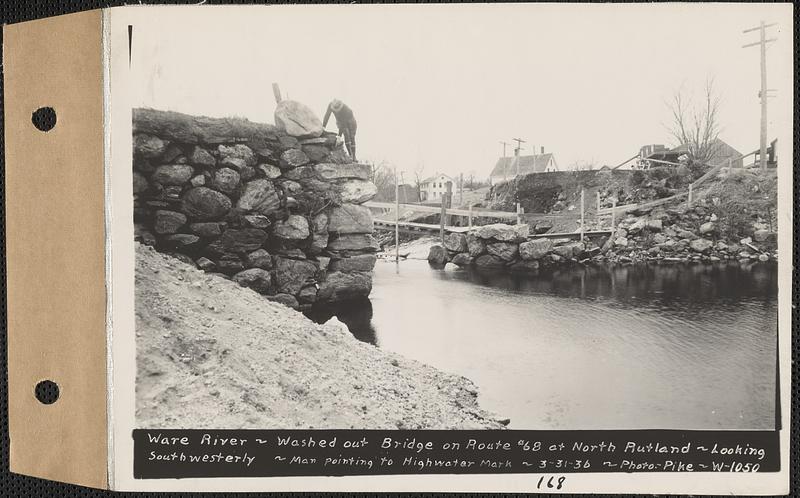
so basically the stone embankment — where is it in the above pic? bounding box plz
[429,200,777,271]
[133,103,379,308]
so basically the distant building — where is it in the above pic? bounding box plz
[419,174,453,202]
[640,139,743,168]
[489,151,558,185]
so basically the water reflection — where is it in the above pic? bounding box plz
[305,298,378,345]
[307,261,778,430]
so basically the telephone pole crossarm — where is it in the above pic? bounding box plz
[742,21,778,171]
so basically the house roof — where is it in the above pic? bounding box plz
[421,174,453,184]
[490,154,555,178]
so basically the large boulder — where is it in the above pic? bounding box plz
[626,218,647,235]
[553,242,583,259]
[189,146,216,167]
[211,167,241,195]
[313,163,371,181]
[338,180,377,204]
[244,248,272,269]
[153,210,187,235]
[236,179,281,215]
[302,144,330,162]
[216,255,245,275]
[133,172,149,194]
[427,245,448,265]
[317,271,372,302]
[443,233,468,253]
[279,149,310,169]
[475,223,529,242]
[181,187,232,220]
[519,238,553,260]
[274,100,324,138]
[329,254,377,272]
[466,233,486,257]
[690,238,714,253]
[486,242,519,261]
[297,285,319,304]
[160,234,199,250]
[218,144,256,168]
[450,253,473,266]
[474,254,506,269]
[699,222,716,235]
[327,234,380,252]
[152,164,194,186]
[133,134,168,159]
[207,228,268,254]
[328,204,373,234]
[190,222,226,238]
[272,257,318,295]
[232,269,272,294]
[272,215,310,240]
[258,164,282,179]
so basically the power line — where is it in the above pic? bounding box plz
[743,21,777,170]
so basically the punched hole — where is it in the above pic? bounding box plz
[34,380,60,405]
[31,107,57,132]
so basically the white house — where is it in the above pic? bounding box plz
[419,173,454,202]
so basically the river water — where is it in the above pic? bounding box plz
[308,260,778,430]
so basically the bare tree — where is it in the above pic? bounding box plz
[413,162,426,198]
[666,78,723,164]
[367,160,397,201]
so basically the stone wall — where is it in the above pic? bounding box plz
[132,103,378,308]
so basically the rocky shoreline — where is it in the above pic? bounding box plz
[428,201,777,272]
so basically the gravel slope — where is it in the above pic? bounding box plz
[135,243,505,429]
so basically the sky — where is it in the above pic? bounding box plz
[125,3,793,181]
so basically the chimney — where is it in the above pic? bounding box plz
[541,146,545,154]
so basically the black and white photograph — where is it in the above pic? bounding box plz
[2,2,793,494]
[106,2,792,492]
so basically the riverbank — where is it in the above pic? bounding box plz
[135,243,507,429]
[421,169,778,272]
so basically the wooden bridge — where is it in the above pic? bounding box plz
[365,201,612,240]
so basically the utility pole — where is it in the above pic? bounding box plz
[512,137,526,178]
[743,21,777,170]
[500,141,510,182]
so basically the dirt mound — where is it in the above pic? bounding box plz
[135,243,504,429]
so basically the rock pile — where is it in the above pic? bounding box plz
[430,203,777,274]
[132,104,378,307]
[598,203,777,264]
[429,223,594,272]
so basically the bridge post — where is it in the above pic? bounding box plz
[611,199,616,230]
[440,183,449,245]
[596,191,601,212]
[394,166,399,263]
[688,184,693,208]
[516,202,521,225]
[468,204,473,230]
[580,188,585,243]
